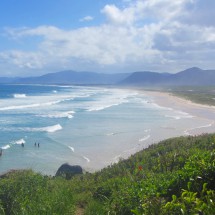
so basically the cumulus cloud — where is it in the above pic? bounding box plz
[1,0,215,75]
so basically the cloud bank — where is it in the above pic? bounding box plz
[1,0,215,76]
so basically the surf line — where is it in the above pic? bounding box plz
[68,146,90,163]
[184,121,215,135]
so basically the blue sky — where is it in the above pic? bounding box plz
[0,0,215,76]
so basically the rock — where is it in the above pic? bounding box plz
[55,163,83,179]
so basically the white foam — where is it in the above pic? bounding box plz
[68,146,74,152]
[139,135,150,142]
[83,156,90,163]
[165,110,194,120]
[14,138,26,145]
[165,115,182,120]
[85,89,136,112]
[0,103,41,111]
[184,121,214,135]
[87,103,120,112]
[1,144,10,149]
[30,124,63,133]
[149,102,173,111]
[40,124,63,133]
[176,111,193,118]
[13,94,27,98]
[39,111,75,119]
[0,97,75,111]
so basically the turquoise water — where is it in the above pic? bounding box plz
[0,84,212,175]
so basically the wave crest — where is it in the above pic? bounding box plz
[1,144,10,150]
[13,94,27,98]
[35,124,63,133]
[39,111,75,119]
[14,138,26,145]
[139,135,150,142]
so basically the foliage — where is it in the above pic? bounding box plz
[163,86,215,106]
[0,170,75,215]
[0,133,215,214]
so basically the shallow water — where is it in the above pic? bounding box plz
[0,84,213,175]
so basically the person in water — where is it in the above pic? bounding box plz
[21,142,24,147]
[0,149,2,156]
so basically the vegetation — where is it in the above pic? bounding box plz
[164,86,215,106]
[0,133,215,214]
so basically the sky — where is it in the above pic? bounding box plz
[0,0,215,76]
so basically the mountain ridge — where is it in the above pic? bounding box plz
[0,67,214,86]
[120,67,215,86]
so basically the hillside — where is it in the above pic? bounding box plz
[120,67,215,86]
[14,71,130,85]
[0,133,215,214]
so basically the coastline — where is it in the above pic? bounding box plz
[63,88,215,173]
[0,85,214,176]
[142,90,215,135]
[84,88,215,173]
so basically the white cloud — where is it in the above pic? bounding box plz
[1,0,215,75]
[101,4,135,25]
[79,16,94,22]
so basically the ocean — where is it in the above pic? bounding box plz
[0,84,213,175]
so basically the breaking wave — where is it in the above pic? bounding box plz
[184,121,214,135]
[139,135,150,142]
[14,138,26,145]
[0,97,75,111]
[68,146,75,152]
[35,124,63,133]
[39,111,75,119]
[1,144,10,150]
[13,94,27,98]
[82,156,90,163]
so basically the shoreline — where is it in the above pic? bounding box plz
[141,90,215,135]
[0,86,214,176]
[59,89,215,173]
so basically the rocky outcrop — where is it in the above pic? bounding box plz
[55,163,83,179]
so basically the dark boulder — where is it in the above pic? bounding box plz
[56,163,83,179]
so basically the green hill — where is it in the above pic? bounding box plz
[0,133,215,214]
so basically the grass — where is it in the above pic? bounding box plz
[0,133,215,214]
[163,86,215,106]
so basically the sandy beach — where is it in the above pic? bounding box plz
[0,85,214,175]
[143,90,215,136]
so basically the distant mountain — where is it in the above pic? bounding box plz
[13,70,130,85]
[0,77,19,83]
[0,67,214,86]
[120,67,215,86]
[119,71,171,86]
